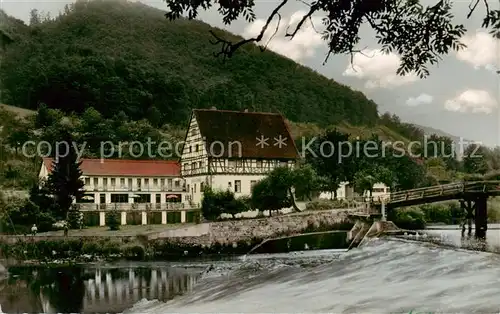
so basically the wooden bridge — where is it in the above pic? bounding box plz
[376,181,500,208]
[363,181,500,238]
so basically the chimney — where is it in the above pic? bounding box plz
[243,109,248,112]
[210,106,217,110]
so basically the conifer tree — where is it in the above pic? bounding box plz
[47,131,84,222]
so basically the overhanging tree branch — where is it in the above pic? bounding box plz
[207,0,288,59]
[164,0,499,77]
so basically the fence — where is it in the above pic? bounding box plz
[75,202,200,211]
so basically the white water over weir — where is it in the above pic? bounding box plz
[124,237,500,313]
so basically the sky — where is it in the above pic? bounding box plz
[1,0,499,146]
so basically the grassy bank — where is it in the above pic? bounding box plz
[0,220,354,263]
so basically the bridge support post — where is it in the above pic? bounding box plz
[381,202,387,221]
[460,199,474,236]
[474,196,487,239]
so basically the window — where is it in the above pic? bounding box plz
[184,163,188,171]
[137,179,141,188]
[103,178,108,187]
[256,160,262,168]
[280,161,287,167]
[155,194,161,203]
[161,179,165,188]
[234,180,241,193]
[111,178,116,187]
[236,160,242,168]
[200,182,204,191]
[174,180,180,187]
[100,194,106,204]
[194,184,196,193]
[250,180,257,189]
[228,182,232,190]
[85,178,90,186]
[228,160,236,168]
[191,162,196,169]
[111,194,129,203]
[136,194,151,203]
[195,144,199,152]
[189,146,192,153]
[93,178,98,188]
[153,179,158,187]
[198,161,202,168]
[145,178,149,188]
[120,178,125,187]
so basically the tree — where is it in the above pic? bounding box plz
[106,210,121,230]
[291,163,322,201]
[251,167,294,216]
[201,187,247,220]
[353,164,393,197]
[164,0,499,78]
[463,144,490,175]
[201,187,221,220]
[47,131,85,222]
[391,155,426,190]
[29,9,41,26]
[353,171,378,196]
[306,129,351,198]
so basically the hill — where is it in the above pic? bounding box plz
[0,0,379,129]
[2,0,491,192]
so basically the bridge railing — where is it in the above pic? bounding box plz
[374,180,500,205]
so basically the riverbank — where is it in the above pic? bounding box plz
[0,210,354,264]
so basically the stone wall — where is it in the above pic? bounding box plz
[161,210,353,246]
[0,210,353,247]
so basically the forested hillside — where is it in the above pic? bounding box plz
[0,0,379,128]
[4,0,500,194]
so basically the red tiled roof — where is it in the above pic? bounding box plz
[193,109,300,159]
[42,158,180,177]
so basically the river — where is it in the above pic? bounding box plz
[1,225,500,313]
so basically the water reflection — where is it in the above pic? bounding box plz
[0,266,202,313]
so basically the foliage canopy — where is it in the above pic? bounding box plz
[165,0,499,78]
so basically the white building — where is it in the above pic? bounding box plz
[318,182,355,200]
[39,158,192,226]
[364,182,391,199]
[318,182,391,201]
[180,108,300,204]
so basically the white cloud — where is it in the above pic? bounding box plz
[406,94,433,107]
[444,89,497,114]
[242,11,323,62]
[342,49,418,89]
[456,30,499,72]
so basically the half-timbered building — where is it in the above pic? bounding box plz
[180,108,300,204]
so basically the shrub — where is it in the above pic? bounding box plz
[105,210,121,231]
[390,207,426,230]
[415,201,462,225]
[201,188,246,220]
[123,245,145,260]
[306,199,350,211]
[487,197,500,222]
[67,209,82,229]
